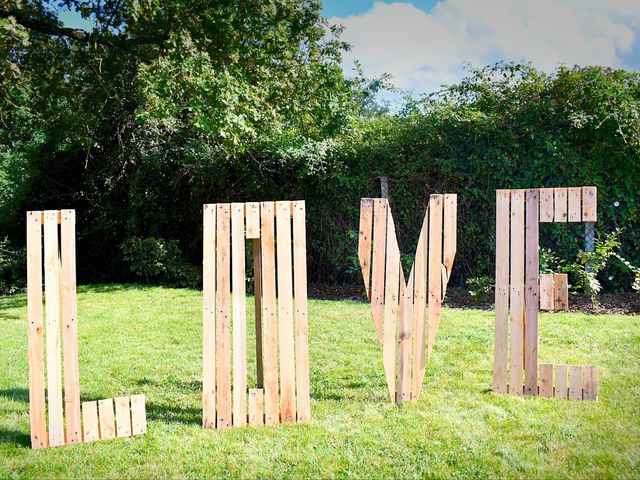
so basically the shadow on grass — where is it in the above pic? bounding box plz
[0,429,30,447]
[0,388,28,403]
[0,295,26,317]
[146,401,201,426]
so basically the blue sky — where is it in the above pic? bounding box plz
[58,1,640,97]
[325,1,640,97]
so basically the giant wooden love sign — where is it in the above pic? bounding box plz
[26,210,147,449]
[492,187,599,401]
[358,195,457,403]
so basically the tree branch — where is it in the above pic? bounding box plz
[0,6,166,49]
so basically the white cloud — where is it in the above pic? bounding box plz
[330,0,640,95]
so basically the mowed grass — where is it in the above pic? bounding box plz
[1,285,639,479]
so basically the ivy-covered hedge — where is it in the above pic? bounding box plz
[1,64,638,292]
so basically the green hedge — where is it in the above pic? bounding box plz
[1,64,638,292]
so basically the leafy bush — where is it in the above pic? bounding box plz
[563,230,640,304]
[120,237,200,288]
[466,276,494,303]
[0,237,25,295]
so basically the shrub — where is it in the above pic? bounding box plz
[120,237,200,288]
[0,237,25,295]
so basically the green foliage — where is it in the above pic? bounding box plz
[466,276,494,302]
[0,237,25,295]
[563,229,640,304]
[540,249,564,274]
[121,237,199,288]
[0,1,638,300]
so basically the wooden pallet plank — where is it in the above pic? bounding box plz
[370,199,388,344]
[115,396,132,438]
[524,189,540,395]
[539,363,554,398]
[231,203,247,427]
[98,398,116,439]
[539,274,555,310]
[276,201,296,423]
[60,209,82,444]
[554,364,568,399]
[493,190,510,394]
[216,204,232,429]
[245,202,261,239]
[411,210,429,400]
[202,204,217,428]
[582,187,597,222]
[292,201,311,422]
[260,201,279,425]
[358,198,374,299]
[382,209,401,403]
[253,238,264,388]
[44,210,65,447]
[427,194,444,360]
[442,194,457,294]
[568,187,582,222]
[130,394,147,435]
[26,211,47,449]
[397,268,413,402]
[554,274,569,310]
[553,188,568,222]
[82,401,99,442]
[509,190,525,396]
[583,366,598,401]
[569,365,583,400]
[248,389,264,425]
[539,188,554,222]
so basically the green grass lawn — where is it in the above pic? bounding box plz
[1,285,639,478]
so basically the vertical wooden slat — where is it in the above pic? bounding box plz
[44,210,64,447]
[539,363,554,398]
[260,202,279,425]
[82,401,99,442]
[582,186,597,222]
[493,190,510,394]
[569,365,583,400]
[253,238,264,388]
[276,201,296,423]
[382,210,400,403]
[554,274,569,311]
[583,366,598,401]
[509,191,525,396]
[202,204,216,428]
[292,201,311,422]
[27,211,47,449]
[568,187,582,222]
[248,388,264,425]
[245,202,261,239]
[553,188,568,222]
[231,203,247,426]
[524,189,539,395]
[98,398,116,439]
[60,209,81,444]
[539,188,554,222]
[397,269,413,402]
[554,364,568,399]
[215,204,232,429]
[427,194,443,360]
[370,199,388,344]
[539,274,555,310]
[130,394,147,435]
[115,396,132,438]
[442,194,457,294]
[358,199,374,299]
[411,211,429,400]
